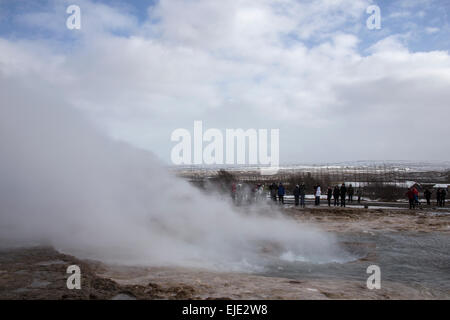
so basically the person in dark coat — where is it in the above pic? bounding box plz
[278,183,285,204]
[293,185,300,206]
[333,185,340,206]
[299,183,306,208]
[327,186,332,207]
[269,182,277,202]
[348,184,354,202]
[340,183,347,207]
[424,188,432,205]
[437,188,441,206]
[357,188,363,204]
[440,188,447,207]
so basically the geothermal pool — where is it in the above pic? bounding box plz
[259,231,450,295]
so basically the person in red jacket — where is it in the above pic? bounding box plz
[231,183,237,203]
[412,186,420,207]
[406,188,415,209]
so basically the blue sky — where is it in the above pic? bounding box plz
[1,0,449,51]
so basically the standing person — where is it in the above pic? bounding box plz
[412,186,420,207]
[270,182,277,202]
[250,185,257,204]
[333,185,340,206]
[436,188,441,206]
[253,184,259,202]
[299,183,306,208]
[278,183,285,204]
[257,184,264,202]
[340,183,347,207]
[231,183,237,204]
[293,184,300,206]
[327,186,332,207]
[441,188,447,207]
[313,185,317,204]
[348,184,354,203]
[357,188,363,204]
[406,188,415,210]
[315,185,321,206]
[424,188,432,205]
[236,184,242,206]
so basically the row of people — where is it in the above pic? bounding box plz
[233,182,447,208]
[270,182,361,207]
[231,183,265,205]
[312,184,361,207]
[424,188,447,207]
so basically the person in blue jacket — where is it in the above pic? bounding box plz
[278,183,285,204]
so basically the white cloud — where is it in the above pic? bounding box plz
[426,27,440,34]
[13,0,138,36]
[1,0,449,163]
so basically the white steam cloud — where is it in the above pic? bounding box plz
[0,80,350,271]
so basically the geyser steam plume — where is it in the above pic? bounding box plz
[0,82,349,270]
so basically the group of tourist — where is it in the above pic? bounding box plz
[406,187,447,209]
[231,183,265,205]
[266,182,363,207]
[231,182,447,209]
[269,182,290,205]
[314,184,362,207]
[422,188,447,207]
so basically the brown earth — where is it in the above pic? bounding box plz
[283,207,450,233]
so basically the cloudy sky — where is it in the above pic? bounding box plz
[1,0,449,165]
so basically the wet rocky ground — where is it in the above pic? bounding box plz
[1,246,443,300]
[0,247,197,300]
[1,207,449,300]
